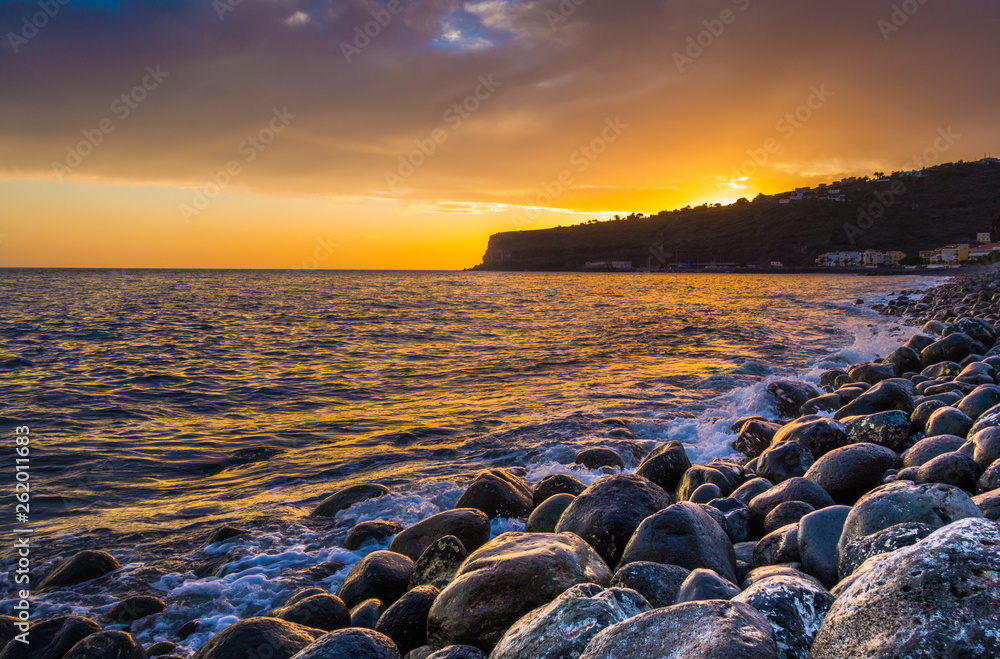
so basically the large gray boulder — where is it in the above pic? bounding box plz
[426,532,610,652]
[578,600,779,659]
[490,583,650,659]
[335,551,415,608]
[389,509,490,561]
[810,518,1000,658]
[837,522,936,580]
[804,443,900,504]
[733,574,833,659]
[555,474,671,568]
[618,501,738,582]
[836,481,983,558]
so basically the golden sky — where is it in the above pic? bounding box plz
[1,0,998,268]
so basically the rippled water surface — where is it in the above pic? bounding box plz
[0,269,937,652]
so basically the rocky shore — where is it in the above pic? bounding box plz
[7,269,1000,659]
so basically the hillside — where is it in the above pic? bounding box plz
[472,160,1000,270]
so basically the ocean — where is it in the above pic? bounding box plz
[0,269,939,653]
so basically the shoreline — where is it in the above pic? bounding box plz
[7,267,1000,659]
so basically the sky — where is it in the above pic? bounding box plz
[1,0,998,269]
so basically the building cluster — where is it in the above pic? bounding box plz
[920,233,1000,264]
[777,180,852,204]
[583,260,634,271]
[815,249,907,267]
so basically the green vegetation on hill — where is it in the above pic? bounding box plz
[473,160,1000,270]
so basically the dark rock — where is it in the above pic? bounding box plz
[677,462,737,499]
[453,469,533,519]
[820,369,848,388]
[965,426,1000,468]
[978,459,1000,494]
[709,497,751,542]
[910,399,948,433]
[350,599,384,629]
[62,630,145,659]
[409,535,467,591]
[525,493,574,533]
[688,483,721,504]
[0,615,100,659]
[903,434,966,468]
[610,561,690,608]
[731,477,773,505]
[619,501,738,582]
[388,509,490,561]
[532,474,586,506]
[924,406,974,438]
[748,477,834,521]
[555,473,671,568]
[635,440,692,491]
[734,421,781,458]
[921,321,945,335]
[771,416,848,458]
[833,385,866,404]
[269,594,351,632]
[848,362,896,385]
[943,317,998,345]
[757,441,814,483]
[425,647,486,659]
[578,600,778,659]
[852,379,918,415]
[921,361,962,378]
[742,565,817,589]
[284,588,328,607]
[575,447,624,469]
[972,489,1000,520]
[836,481,983,556]
[39,550,121,589]
[426,532,610,652]
[311,483,390,518]
[206,525,249,545]
[375,585,439,655]
[837,522,936,579]
[800,394,842,416]
[733,574,833,659]
[107,595,166,624]
[146,641,176,656]
[753,523,800,567]
[843,411,912,451]
[796,505,851,587]
[343,521,403,551]
[292,628,401,659]
[885,345,921,376]
[956,384,1000,420]
[764,501,814,535]
[490,583,650,659]
[675,568,740,603]
[768,380,822,418]
[191,617,323,659]
[920,332,982,368]
[812,519,1000,659]
[335,550,414,608]
[915,451,979,492]
[804,443,901,504]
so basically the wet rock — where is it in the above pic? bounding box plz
[965,426,1000,468]
[490,583,650,659]
[920,332,982,368]
[675,568,740,603]
[206,525,249,545]
[771,416,848,458]
[677,463,737,500]
[843,411,912,451]
[555,473,671,568]
[812,519,1000,659]
[943,317,998,346]
[914,451,979,492]
[753,524,799,567]
[819,369,848,388]
[610,561,690,608]
[453,469,533,520]
[350,599,384,629]
[269,594,351,632]
[39,550,121,589]
[0,615,100,659]
[836,481,983,557]
[742,565,817,589]
[796,505,851,587]
[192,618,323,659]
[924,406,974,438]
[921,360,962,378]
[525,492,573,533]
[803,443,901,504]
[291,628,400,659]
[768,380,822,418]
[575,447,624,469]
[284,588,329,606]
[799,394,841,416]
[972,489,1000,520]
[310,483,390,518]
[578,600,778,659]
[734,421,781,458]
[635,440,692,491]
[731,477,773,505]
[375,585,439,655]
[426,532,611,652]
[978,459,1000,493]
[388,509,490,561]
[921,320,946,335]
[146,641,176,656]
[733,574,833,659]
[531,474,586,505]
[409,535,467,591]
[748,477,833,522]
[956,384,1000,420]
[62,630,145,659]
[689,483,722,504]
[107,595,166,624]
[848,362,897,385]
[837,522,936,579]
[909,399,948,433]
[619,501,738,582]
[764,501,814,536]
[335,550,414,608]
[344,521,404,551]
[884,345,921,376]
[902,434,966,468]
[757,441,814,483]
[423,646,485,659]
